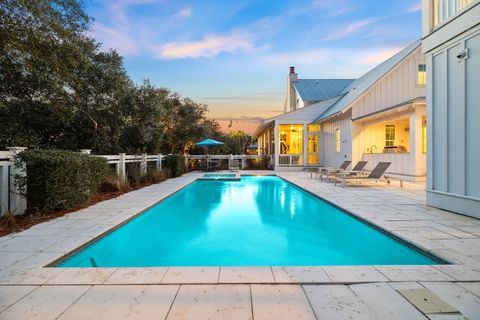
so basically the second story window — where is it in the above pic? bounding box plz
[417,63,426,86]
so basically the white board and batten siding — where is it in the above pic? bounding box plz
[425,25,480,218]
[352,47,425,120]
[320,110,352,168]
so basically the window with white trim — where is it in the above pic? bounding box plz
[335,128,341,153]
[385,125,396,147]
[417,63,426,86]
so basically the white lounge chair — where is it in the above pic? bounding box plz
[335,162,395,187]
[320,160,368,182]
[311,160,351,180]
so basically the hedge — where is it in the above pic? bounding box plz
[163,154,185,177]
[15,150,109,213]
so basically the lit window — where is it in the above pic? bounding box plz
[385,125,396,147]
[279,124,303,155]
[335,129,341,153]
[307,124,320,132]
[417,63,426,86]
[422,116,427,154]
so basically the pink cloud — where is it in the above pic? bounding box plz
[321,18,375,41]
[155,33,254,59]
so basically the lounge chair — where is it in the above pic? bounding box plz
[335,162,394,187]
[320,160,368,182]
[311,160,351,180]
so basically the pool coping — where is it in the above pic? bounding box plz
[0,170,479,286]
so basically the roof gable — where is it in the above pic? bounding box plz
[293,79,354,102]
[314,40,422,122]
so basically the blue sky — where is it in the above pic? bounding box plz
[85,0,423,133]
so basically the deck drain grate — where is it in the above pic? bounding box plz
[397,288,459,315]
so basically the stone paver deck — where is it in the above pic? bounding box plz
[0,170,479,319]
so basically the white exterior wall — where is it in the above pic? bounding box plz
[351,47,425,120]
[353,105,426,181]
[423,1,480,218]
[319,110,352,168]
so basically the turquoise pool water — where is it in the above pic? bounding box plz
[57,176,441,267]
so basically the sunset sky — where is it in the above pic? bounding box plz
[85,0,423,134]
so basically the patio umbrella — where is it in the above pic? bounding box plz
[195,139,224,171]
[195,139,224,147]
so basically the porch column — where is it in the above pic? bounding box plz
[267,129,271,155]
[303,124,308,166]
[274,122,279,168]
[412,105,425,177]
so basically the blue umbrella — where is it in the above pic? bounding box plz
[195,139,224,171]
[195,139,224,147]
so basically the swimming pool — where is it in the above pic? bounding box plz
[56,176,443,267]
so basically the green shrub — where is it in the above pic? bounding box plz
[163,154,185,177]
[141,169,166,184]
[101,173,131,193]
[15,150,109,213]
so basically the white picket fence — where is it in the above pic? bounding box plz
[0,148,27,216]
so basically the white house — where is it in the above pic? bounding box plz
[421,0,480,217]
[316,41,427,182]
[255,40,428,182]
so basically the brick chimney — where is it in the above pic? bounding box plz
[286,66,298,112]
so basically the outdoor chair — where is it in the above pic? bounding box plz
[311,160,351,179]
[229,159,241,172]
[320,160,368,182]
[334,161,396,187]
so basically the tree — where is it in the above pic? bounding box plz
[0,0,224,155]
[221,131,253,155]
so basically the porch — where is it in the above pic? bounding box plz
[352,102,426,181]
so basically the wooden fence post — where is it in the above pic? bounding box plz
[157,154,162,171]
[6,147,27,215]
[118,153,126,181]
[141,153,147,175]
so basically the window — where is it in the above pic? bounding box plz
[417,63,426,86]
[278,124,303,155]
[385,125,396,147]
[422,116,427,154]
[335,129,341,153]
[307,124,320,132]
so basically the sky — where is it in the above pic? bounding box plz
[84,0,423,134]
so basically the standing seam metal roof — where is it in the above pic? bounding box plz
[292,79,355,102]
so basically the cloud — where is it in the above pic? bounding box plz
[405,3,422,13]
[175,7,192,19]
[263,50,330,65]
[354,46,406,65]
[321,18,375,41]
[91,22,140,56]
[155,33,254,59]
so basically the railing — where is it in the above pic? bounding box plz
[96,153,164,180]
[0,148,27,216]
[432,0,475,28]
[278,154,303,167]
[185,154,261,169]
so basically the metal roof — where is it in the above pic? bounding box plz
[253,96,341,138]
[293,79,355,102]
[314,40,422,122]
